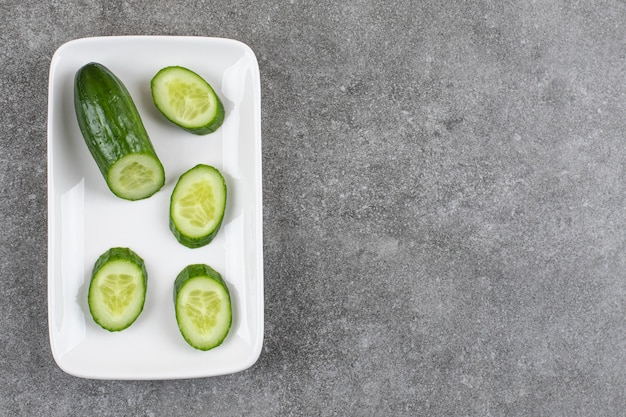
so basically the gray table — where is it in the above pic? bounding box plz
[1,1,625,416]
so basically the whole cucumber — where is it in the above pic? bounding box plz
[74,62,165,200]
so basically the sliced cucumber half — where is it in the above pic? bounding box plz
[170,164,227,248]
[151,66,225,135]
[74,62,165,201]
[174,264,232,351]
[88,247,147,332]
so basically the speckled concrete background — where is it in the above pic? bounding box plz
[1,0,625,416]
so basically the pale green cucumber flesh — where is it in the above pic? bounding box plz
[88,248,147,332]
[174,264,232,351]
[107,153,166,201]
[151,66,225,135]
[169,164,227,248]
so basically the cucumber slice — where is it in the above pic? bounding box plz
[174,264,232,351]
[151,66,225,135]
[169,164,227,248]
[74,62,165,201]
[88,247,147,332]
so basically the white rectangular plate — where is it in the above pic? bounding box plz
[47,36,263,380]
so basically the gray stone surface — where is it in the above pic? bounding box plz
[1,0,626,415]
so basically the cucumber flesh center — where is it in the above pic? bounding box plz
[90,260,145,329]
[184,289,221,334]
[108,154,163,199]
[100,273,137,317]
[166,79,213,123]
[119,162,155,189]
[178,179,216,229]
[172,170,225,238]
[177,277,231,347]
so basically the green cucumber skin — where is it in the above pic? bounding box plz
[174,264,232,350]
[169,164,227,249]
[74,62,165,200]
[151,66,225,135]
[88,247,148,332]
